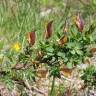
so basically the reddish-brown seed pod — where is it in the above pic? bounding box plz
[60,66,76,78]
[60,67,72,78]
[75,14,84,32]
[57,35,68,46]
[90,48,96,54]
[27,31,35,46]
[44,20,53,39]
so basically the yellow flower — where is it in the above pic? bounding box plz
[12,42,21,52]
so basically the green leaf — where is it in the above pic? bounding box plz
[46,46,54,53]
[93,0,96,5]
[66,62,73,69]
[47,52,54,56]
[76,50,83,55]
[43,55,48,59]
[89,35,94,42]
[49,66,60,77]
[67,42,73,48]
[56,32,61,38]
[57,52,65,58]
[64,57,68,62]
[0,41,4,50]
[70,50,76,54]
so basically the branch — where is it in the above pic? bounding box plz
[13,78,46,95]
